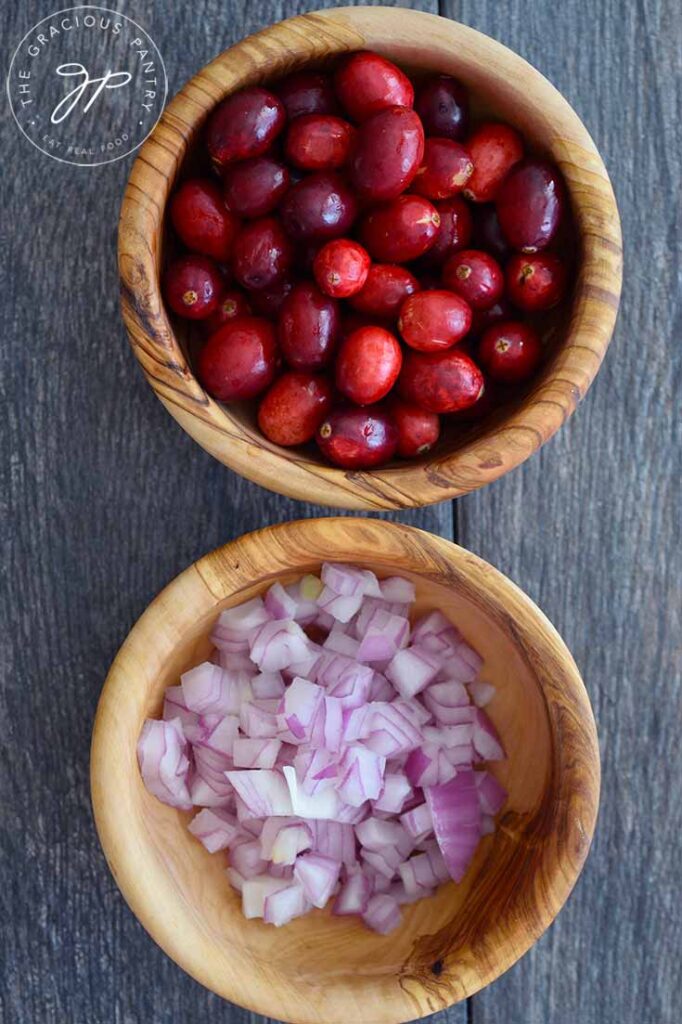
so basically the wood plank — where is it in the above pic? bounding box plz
[442,1,682,1022]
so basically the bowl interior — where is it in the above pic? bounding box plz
[92,518,598,1024]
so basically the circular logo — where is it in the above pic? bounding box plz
[7,5,167,167]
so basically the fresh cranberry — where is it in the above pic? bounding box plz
[398,290,472,352]
[387,397,441,457]
[398,347,484,413]
[169,179,239,262]
[276,71,339,120]
[443,249,505,310]
[313,239,370,298]
[350,264,420,318]
[284,114,355,170]
[258,372,333,446]
[203,288,252,333]
[280,172,358,240]
[197,316,277,399]
[470,297,515,336]
[316,406,399,468]
[360,195,440,263]
[463,123,524,202]
[248,276,295,320]
[278,282,339,371]
[335,326,402,405]
[411,139,473,199]
[414,75,469,141]
[349,106,424,202]
[163,255,223,320]
[334,52,413,122]
[472,204,512,263]
[506,253,567,310]
[416,196,473,268]
[495,160,565,252]
[478,321,542,382]
[223,156,289,218]
[340,312,395,339]
[448,376,498,421]
[207,87,286,167]
[232,217,293,291]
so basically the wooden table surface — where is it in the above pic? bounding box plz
[1,2,679,1023]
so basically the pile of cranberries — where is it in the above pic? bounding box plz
[163,52,569,469]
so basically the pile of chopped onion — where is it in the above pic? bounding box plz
[137,564,507,933]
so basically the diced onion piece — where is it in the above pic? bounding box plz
[229,838,268,879]
[264,582,298,621]
[240,702,278,739]
[282,676,324,740]
[162,686,197,733]
[363,893,401,934]
[468,680,495,707]
[263,882,308,925]
[317,586,364,623]
[250,620,310,672]
[187,808,241,853]
[226,866,245,892]
[323,631,361,658]
[251,672,286,699]
[333,871,372,915]
[474,770,507,815]
[241,874,290,919]
[283,765,341,820]
[137,718,192,810]
[321,563,382,598]
[226,769,293,818]
[356,608,410,663]
[426,771,481,882]
[400,803,433,842]
[472,709,505,761]
[380,577,416,603]
[233,737,282,769]
[294,852,342,908]
[336,746,386,806]
[212,598,271,651]
[373,772,412,814]
[385,646,441,699]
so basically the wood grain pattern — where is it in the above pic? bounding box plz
[119,6,622,510]
[91,517,599,1024]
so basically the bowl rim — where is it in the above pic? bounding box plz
[91,516,600,1023]
[118,6,622,510]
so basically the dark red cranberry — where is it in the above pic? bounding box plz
[463,123,524,202]
[280,172,358,240]
[398,290,472,352]
[478,321,542,383]
[313,239,370,298]
[443,249,505,310]
[276,71,339,120]
[284,115,355,170]
[506,253,567,310]
[278,282,340,371]
[248,276,295,320]
[398,348,484,413]
[414,75,469,141]
[471,297,515,337]
[350,264,420,318]
[472,204,512,263]
[316,406,399,468]
[360,195,440,263]
[349,106,424,202]
[258,372,333,446]
[496,160,565,252]
[163,255,223,320]
[416,197,473,268]
[203,288,252,333]
[448,376,499,421]
[197,316,277,399]
[340,312,395,339]
[223,156,289,218]
[387,397,441,457]
[170,179,239,262]
[411,139,473,199]
[334,52,413,122]
[335,326,403,405]
[207,88,286,167]
[232,218,293,291]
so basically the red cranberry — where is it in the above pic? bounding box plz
[471,297,515,336]
[280,172,358,240]
[316,406,398,468]
[478,321,542,383]
[334,52,413,122]
[232,217,293,291]
[448,376,499,421]
[414,75,469,141]
[223,156,289,218]
[197,316,277,399]
[443,249,505,310]
[411,139,473,199]
[207,87,285,168]
[163,255,223,320]
[203,288,252,333]
[398,290,472,352]
[313,239,370,298]
[472,204,512,263]
[276,71,339,120]
[496,160,565,252]
[506,253,567,310]
[417,196,473,268]
[258,372,333,446]
[284,114,355,170]
[387,398,441,457]
[350,264,420,318]
[335,326,403,405]
[463,123,524,202]
[170,179,239,262]
[360,195,440,263]
[248,276,295,320]
[278,282,340,371]
[349,106,424,202]
[398,348,484,413]
[340,312,394,339]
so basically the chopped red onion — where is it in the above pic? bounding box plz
[239,702,278,739]
[264,582,297,621]
[468,680,495,707]
[426,771,482,882]
[323,630,361,659]
[233,737,281,769]
[293,852,342,908]
[250,620,310,672]
[317,586,364,623]
[333,871,372,915]
[263,882,308,926]
[373,772,412,813]
[241,874,290,919]
[251,672,286,699]
[362,894,401,934]
[226,769,293,817]
[321,562,382,599]
[380,577,416,604]
[188,809,241,853]
[356,608,410,663]
[385,645,442,699]
[474,770,507,815]
[336,745,386,806]
[229,838,268,879]
[400,803,433,842]
[137,718,192,810]
[472,709,505,761]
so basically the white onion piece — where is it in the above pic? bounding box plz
[294,852,342,908]
[137,718,192,810]
[363,894,401,934]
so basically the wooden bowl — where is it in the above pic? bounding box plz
[91,517,599,1023]
[119,7,621,511]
